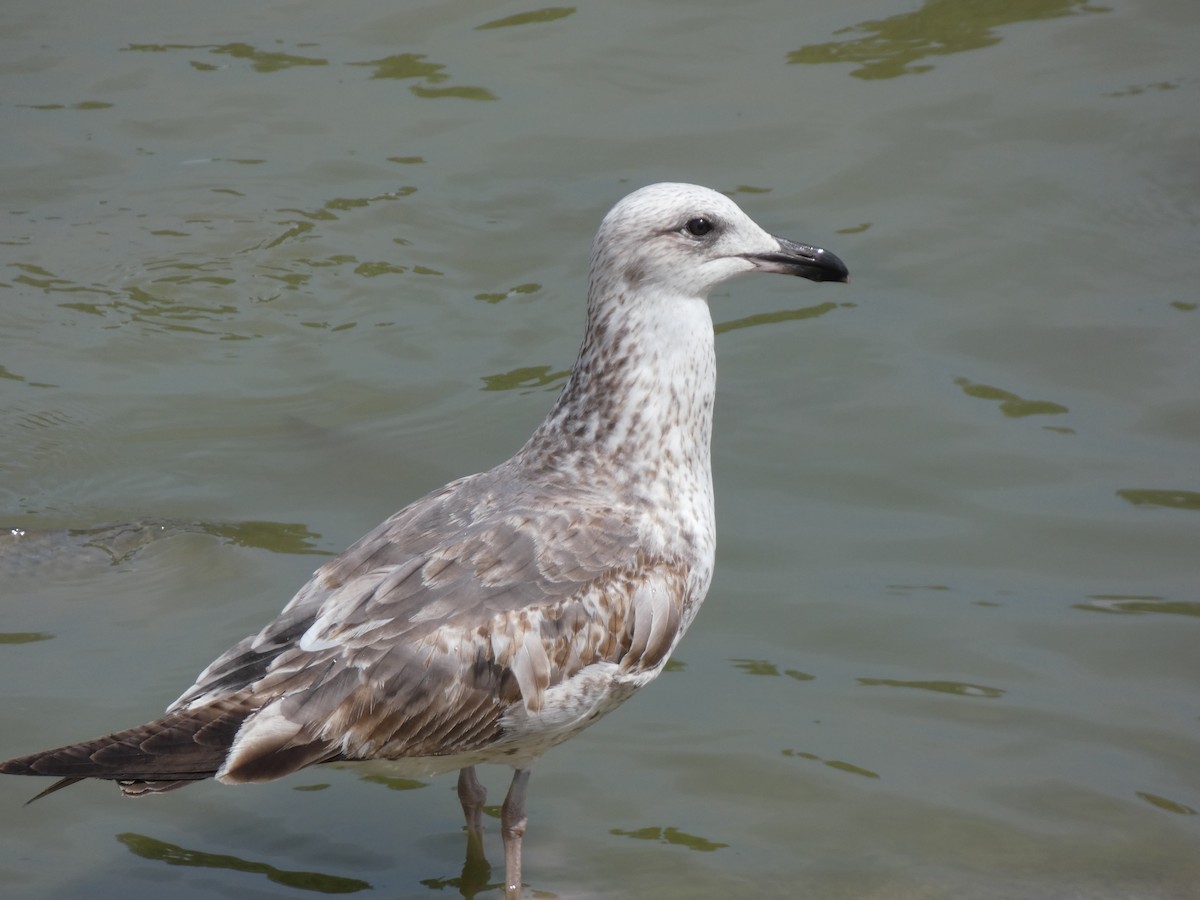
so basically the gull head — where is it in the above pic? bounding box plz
[589,182,848,303]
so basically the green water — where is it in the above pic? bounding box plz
[2,1,1197,897]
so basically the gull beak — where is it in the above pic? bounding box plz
[746,235,849,284]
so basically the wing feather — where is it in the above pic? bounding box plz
[93,467,696,786]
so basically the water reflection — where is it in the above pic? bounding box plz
[1106,80,1182,99]
[609,825,728,852]
[10,263,119,300]
[476,8,576,30]
[123,43,328,74]
[21,101,113,111]
[0,363,55,388]
[713,301,838,335]
[789,0,1107,80]
[1072,595,1200,618]
[117,831,371,893]
[730,658,814,682]
[481,365,569,393]
[782,748,880,780]
[358,774,428,792]
[349,55,496,101]
[1115,488,1200,511]
[24,250,420,336]
[199,520,331,556]
[0,519,329,579]
[955,377,1069,418]
[726,185,771,196]
[857,677,1005,699]
[418,852,494,899]
[475,282,541,304]
[1135,792,1196,816]
[0,632,55,645]
[276,190,417,226]
[120,40,497,98]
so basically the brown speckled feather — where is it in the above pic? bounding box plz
[199,474,693,783]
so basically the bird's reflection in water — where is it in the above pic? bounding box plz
[117,831,372,893]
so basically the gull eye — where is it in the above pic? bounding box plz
[684,217,713,237]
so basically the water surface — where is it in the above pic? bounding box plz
[2,1,1197,897]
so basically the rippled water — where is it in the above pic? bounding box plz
[2,1,1197,897]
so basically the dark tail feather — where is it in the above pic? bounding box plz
[25,777,85,806]
[0,697,251,802]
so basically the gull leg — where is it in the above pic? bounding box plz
[500,768,531,900]
[457,766,487,844]
[456,767,491,894]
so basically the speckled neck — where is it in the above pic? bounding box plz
[519,272,717,504]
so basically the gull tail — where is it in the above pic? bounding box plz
[0,698,250,803]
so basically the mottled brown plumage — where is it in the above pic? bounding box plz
[1,182,847,898]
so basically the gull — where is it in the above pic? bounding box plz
[0,182,847,897]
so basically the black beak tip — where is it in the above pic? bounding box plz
[756,236,850,284]
[814,248,849,284]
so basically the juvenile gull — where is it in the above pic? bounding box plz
[0,183,847,897]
